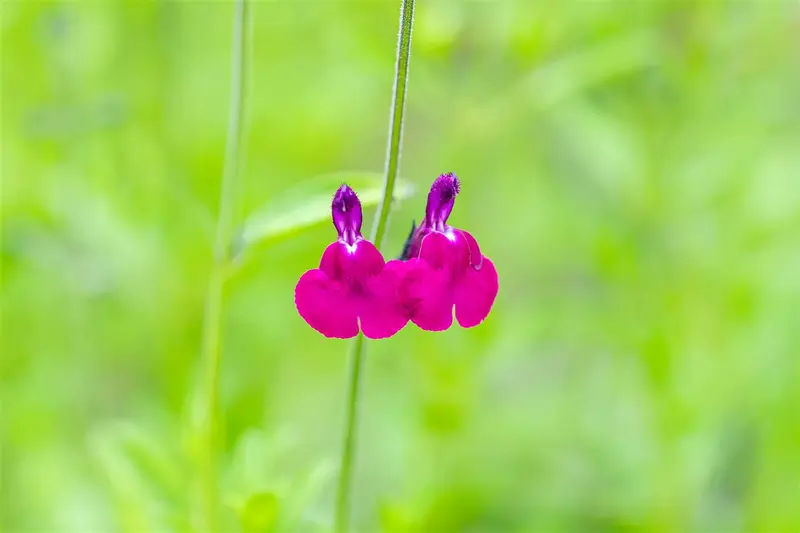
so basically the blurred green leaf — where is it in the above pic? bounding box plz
[240,492,279,533]
[519,29,658,109]
[379,503,417,533]
[235,172,415,256]
[89,421,183,532]
[280,460,336,530]
[226,429,335,532]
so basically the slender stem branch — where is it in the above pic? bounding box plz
[371,0,415,249]
[334,334,366,533]
[217,0,250,258]
[193,0,250,531]
[334,1,415,532]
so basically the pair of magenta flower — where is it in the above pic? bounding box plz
[294,173,499,339]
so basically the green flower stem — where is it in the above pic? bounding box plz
[193,0,250,531]
[371,0,416,251]
[334,1,415,532]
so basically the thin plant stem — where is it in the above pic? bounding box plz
[334,334,366,533]
[371,0,416,250]
[334,1,415,531]
[193,0,250,531]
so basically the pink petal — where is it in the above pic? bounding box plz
[454,256,498,328]
[295,269,359,338]
[319,240,384,281]
[457,229,484,270]
[398,258,454,331]
[359,260,410,339]
[418,231,470,275]
[417,232,453,269]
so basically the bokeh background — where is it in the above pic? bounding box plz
[3,1,800,531]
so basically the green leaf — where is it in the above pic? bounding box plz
[234,172,415,256]
[240,492,279,533]
[88,421,184,533]
[379,503,417,533]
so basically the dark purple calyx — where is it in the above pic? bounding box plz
[332,184,363,245]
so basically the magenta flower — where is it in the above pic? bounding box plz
[294,184,409,339]
[399,173,498,330]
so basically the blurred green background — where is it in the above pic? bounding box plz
[3,0,800,531]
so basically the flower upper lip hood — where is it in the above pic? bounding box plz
[294,184,409,340]
[425,172,459,232]
[332,184,362,246]
[400,172,498,331]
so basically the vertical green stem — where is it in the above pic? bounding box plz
[193,0,250,531]
[334,1,415,532]
[334,334,366,533]
[371,0,416,250]
[216,0,250,256]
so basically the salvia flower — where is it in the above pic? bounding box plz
[294,184,409,339]
[400,173,498,330]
